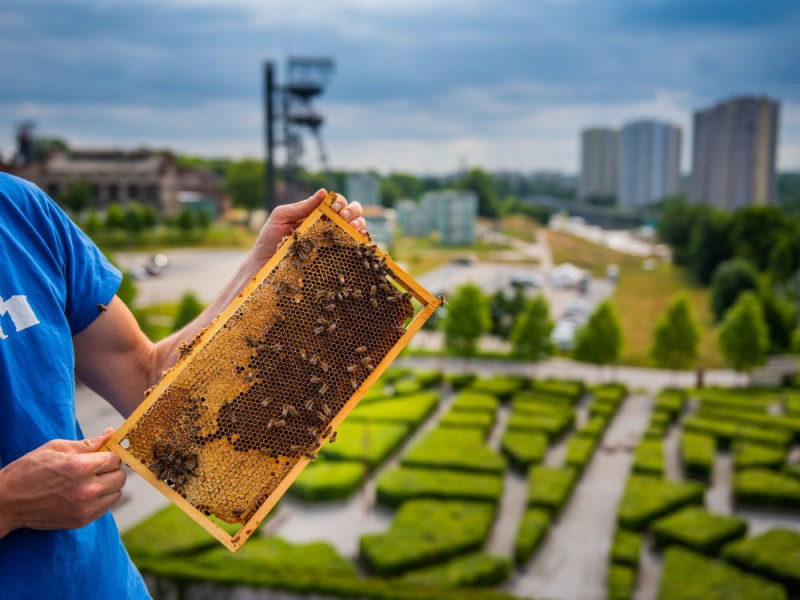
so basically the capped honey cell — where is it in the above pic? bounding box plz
[106,192,440,552]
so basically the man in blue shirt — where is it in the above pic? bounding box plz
[0,173,365,598]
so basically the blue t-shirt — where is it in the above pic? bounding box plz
[0,174,150,599]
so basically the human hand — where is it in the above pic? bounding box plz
[0,428,125,537]
[250,189,366,265]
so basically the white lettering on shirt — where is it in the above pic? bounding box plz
[0,295,40,339]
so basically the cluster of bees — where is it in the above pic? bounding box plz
[133,216,415,521]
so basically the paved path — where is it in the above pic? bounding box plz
[511,395,651,600]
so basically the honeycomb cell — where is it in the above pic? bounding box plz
[118,208,432,530]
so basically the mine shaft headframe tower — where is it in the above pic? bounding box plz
[263,57,335,212]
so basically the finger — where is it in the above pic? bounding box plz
[84,491,124,522]
[339,200,362,222]
[66,428,115,454]
[75,450,122,476]
[331,193,348,212]
[349,217,366,232]
[94,468,127,496]
[274,189,327,222]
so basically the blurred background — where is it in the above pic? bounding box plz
[2,1,800,599]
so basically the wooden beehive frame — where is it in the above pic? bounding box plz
[104,192,440,552]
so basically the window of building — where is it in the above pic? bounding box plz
[128,184,139,199]
[108,184,119,201]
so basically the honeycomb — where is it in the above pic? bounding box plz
[107,193,440,551]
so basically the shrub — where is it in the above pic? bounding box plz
[655,389,686,420]
[511,401,575,421]
[680,432,715,481]
[376,467,503,507]
[401,552,511,587]
[514,508,550,565]
[564,435,599,472]
[695,407,800,442]
[734,442,786,470]
[439,410,495,436]
[683,416,792,448]
[393,378,424,396]
[507,411,572,438]
[607,564,636,600]
[644,421,668,439]
[350,392,439,426]
[657,546,786,600]
[412,370,442,388]
[500,430,548,470]
[530,379,585,403]
[786,391,800,416]
[291,461,366,501]
[527,466,577,514]
[578,415,609,438]
[617,475,704,531]
[512,390,576,410]
[610,529,642,568]
[589,402,616,419]
[592,386,627,409]
[360,500,496,576]
[632,439,665,477]
[723,529,800,596]
[468,375,526,399]
[451,391,499,413]
[784,463,800,480]
[652,507,747,555]
[321,422,411,467]
[444,373,476,390]
[734,468,800,510]
[402,428,506,474]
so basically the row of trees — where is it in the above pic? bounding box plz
[80,202,211,237]
[442,283,795,374]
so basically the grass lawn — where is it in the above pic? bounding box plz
[391,235,531,277]
[545,230,720,367]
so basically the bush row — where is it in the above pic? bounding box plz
[610,528,642,568]
[734,442,786,470]
[322,422,412,467]
[507,411,573,439]
[617,475,704,531]
[529,379,585,403]
[682,416,792,448]
[654,389,686,421]
[695,407,800,442]
[500,430,548,471]
[467,375,526,400]
[734,468,800,510]
[632,439,665,477]
[514,508,550,565]
[527,466,578,515]
[376,466,503,507]
[350,391,439,426]
[439,410,496,437]
[444,372,476,390]
[680,432,715,481]
[451,390,500,414]
[401,552,511,587]
[291,461,367,501]
[651,506,747,555]
[564,434,600,473]
[360,500,496,576]
[607,564,636,600]
[577,415,609,438]
[512,391,576,411]
[402,428,506,474]
[723,529,800,596]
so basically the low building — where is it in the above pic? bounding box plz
[396,198,429,237]
[345,172,380,206]
[421,189,478,246]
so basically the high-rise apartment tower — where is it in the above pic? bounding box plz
[579,128,618,203]
[618,120,682,208]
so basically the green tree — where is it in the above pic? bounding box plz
[379,177,403,208]
[61,180,92,216]
[792,327,800,354]
[768,232,800,285]
[759,288,797,353]
[177,208,197,234]
[651,293,700,370]
[443,283,491,357]
[686,209,733,285]
[140,205,158,230]
[104,203,125,230]
[717,291,769,372]
[225,159,265,223]
[489,287,525,339]
[573,301,623,366]
[657,196,705,266]
[123,203,144,234]
[710,258,759,322]
[84,210,101,235]
[173,292,205,331]
[510,295,553,363]
[730,206,791,271]
[457,168,499,218]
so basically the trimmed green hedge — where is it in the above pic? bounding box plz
[321,422,411,467]
[564,435,599,472]
[734,468,800,510]
[393,378,424,396]
[734,442,786,470]
[444,373,476,390]
[644,421,669,439]
[439,410,495,436]
[652,507,747,555]
[507,411,573,438]
[451,390,500,413]
[632,439,664,477]
[376,467,503,507]
[291,461,367,501]
[617,475,704,531]
[122,504,240,559]
[512,391,576,411]
[360,500,496,576]
[655,389,686,420]
[589,402,616,419]
[578,415,609,438]
[610,528,642,568]
[527,466,578,514]
[723,529,800,596]
[402,428,506,474]
[500,430,548,470]
[514,508,550,565]
[693,388,775,413]
[657,546,786,600]
[592,386,627,409]
[786,391,800,416]
[468,375,526,399]
[511,397,575,417]
[607,564,636,600]
[401,552,511,587]
[530,379,585,403]
[683,416,792,448]
[680,432,715,481]
[695,407,800,442]
[350,392,439,426]
[784,463,800,480]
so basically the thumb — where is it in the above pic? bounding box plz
[275,189,328,222]
[71,428,116,454]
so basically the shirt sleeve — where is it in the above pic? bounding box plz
[38,191,123,336]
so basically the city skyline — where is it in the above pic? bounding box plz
[1,0,798,174]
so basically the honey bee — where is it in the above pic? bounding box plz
[397,325,407,334]
[356,346,367,353]
[314,326,325,335]
[346,364,358,373]
[322,403,332,417]
[258,447,270,455]
[318,383,329,395]
[289,444,300,454]
[323,426,332,438]
[386,295,399,303]
[304,398,315,411]
[304,452,318,461]
[437,295,448,306]
[326,323,337,334]
[324,303,336,312]
[350,378,359,390]
[338,273,345,284]
[352,289,363,299]
[299,348,308,360]
[370,297,379,308]
[245,334,257,348]
[320,361,330,373]
[362,259,371,269]
[370,285,376,297]
[260,398,271,408]
[269,343,283,353]
[310,375,322,384]
[309,354,320,365]
[329,431,338,444]
[232,508,245,516]
[274,419,287,428]
[317,317,330,325]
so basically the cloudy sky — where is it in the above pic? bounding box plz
[1,0,799,174]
